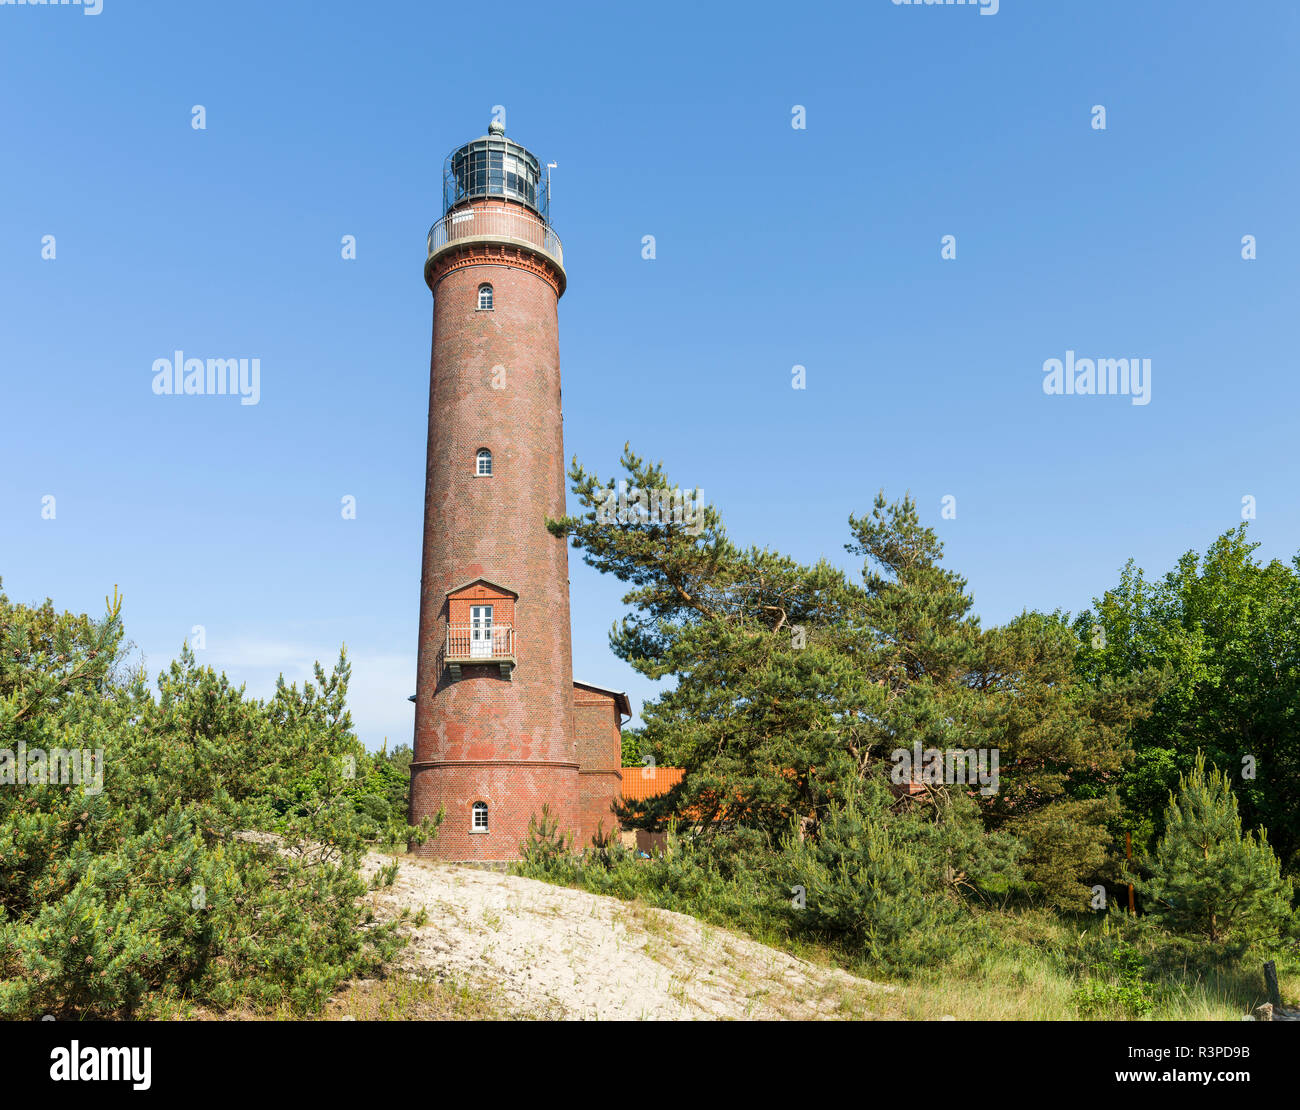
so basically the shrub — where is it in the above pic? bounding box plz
[1070,939,1155,1019]
[0,585,432,1018]
[777,787,976,974]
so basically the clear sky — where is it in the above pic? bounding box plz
[2,0,1297,748]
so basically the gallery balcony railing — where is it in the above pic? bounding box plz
[427,205,563,269]
[444,624,516,680]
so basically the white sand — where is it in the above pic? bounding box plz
[360,851,891,1021]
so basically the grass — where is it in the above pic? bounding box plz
[517,843,1300,1021]
[172,973,563,1021]
[863,908,1300,1021]
[321,975,563,1021]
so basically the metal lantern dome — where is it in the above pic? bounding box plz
[442,119,550,222]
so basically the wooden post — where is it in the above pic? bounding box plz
[1264,960,1283,1009]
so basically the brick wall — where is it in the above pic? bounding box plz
[411,198,576,861]
[573,685,624,848]
[411,761,577,861]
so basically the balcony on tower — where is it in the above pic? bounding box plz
[442,577,519,680]
[444,623,515,680]
[426,119,564,289]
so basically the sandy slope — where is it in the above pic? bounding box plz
[359,851,892,1021]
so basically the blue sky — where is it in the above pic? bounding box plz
[2,0,1297,747]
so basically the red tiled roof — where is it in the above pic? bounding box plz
[620,766,684,802]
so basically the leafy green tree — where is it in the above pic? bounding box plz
[355,741,415,844]
[620,727,645,767]
[1134,752,1294,945]
[1077,527,1300,871]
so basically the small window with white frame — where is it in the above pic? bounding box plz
[471,801,489,832]
[477,283,493,311]
[476,448,492,476]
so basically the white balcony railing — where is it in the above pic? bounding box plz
[445,624,515,661]
[427,205,563,268]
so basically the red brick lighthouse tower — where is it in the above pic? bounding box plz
[410,120,579,861]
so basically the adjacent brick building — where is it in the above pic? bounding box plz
[410,120,629,861]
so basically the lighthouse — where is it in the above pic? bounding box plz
[410,119,627,861]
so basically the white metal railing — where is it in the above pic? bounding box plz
[428,205,563,266]
[445,624,515,660]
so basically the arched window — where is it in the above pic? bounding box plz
[475,448,493,476]
[471,801,489,831]
[477,283,493,311]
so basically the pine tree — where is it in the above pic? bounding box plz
[549,445,872,840]
[1135,752,1294,944]
[849,496,1158,908]
[0,582,433,1018]
[778,778,989,972]
[549,450,1158,907]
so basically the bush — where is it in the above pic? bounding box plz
[777,786,977,974]
[1070,939,1155,1019]
[0,585,433,1018]
[517,819,789,941]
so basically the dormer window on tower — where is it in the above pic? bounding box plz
[476,448,493,476]
[477,283,493,311]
